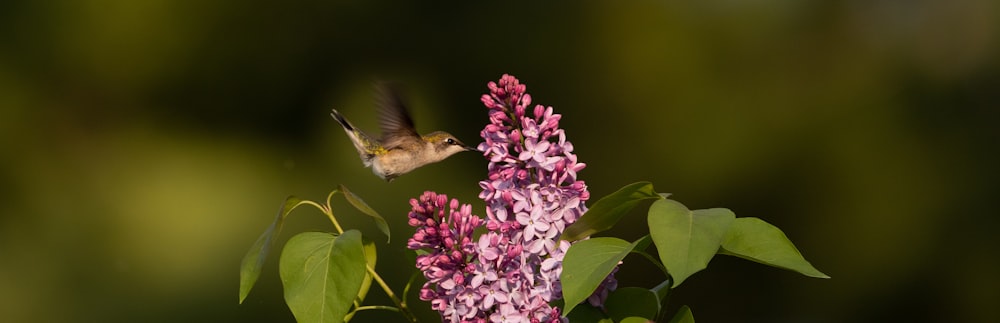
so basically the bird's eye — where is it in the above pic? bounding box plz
[446,138,456,145]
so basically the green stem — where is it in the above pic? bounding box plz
[630,249,674,322]
[402,271,419,304]
[367,263,417,323]
[633,250,669,276]
[351,305,401,313]
[345,305,400,322]
[325,190,339,213]
[652,278,673,323]
[301,200,345,234]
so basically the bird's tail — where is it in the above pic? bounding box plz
[330,109,378,167]
[330,109,355,131]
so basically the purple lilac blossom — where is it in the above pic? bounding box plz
[407,192,485,322]
[408,75,616,323]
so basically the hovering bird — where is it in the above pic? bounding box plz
[330,85,475,182]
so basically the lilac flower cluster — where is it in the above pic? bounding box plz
[407,192,484,320]
[408,75,616,322]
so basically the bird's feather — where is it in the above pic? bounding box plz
[376,83,420,150]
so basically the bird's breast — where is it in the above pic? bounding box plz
[373,149,424,176]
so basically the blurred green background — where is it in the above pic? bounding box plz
[2,1,998,322]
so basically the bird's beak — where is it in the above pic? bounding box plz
[464,145,477,152]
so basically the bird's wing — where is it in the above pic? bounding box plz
[376,83,420,149]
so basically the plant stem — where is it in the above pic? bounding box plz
[633,250,669,276]
[325,190,340,212]
[345,305,400,322]
[652,278,673,323]
[366,263,417,323]
[301,199,345,234]
[351,305,401,313]
[402,271,419,303]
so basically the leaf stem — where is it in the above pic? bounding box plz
[345,305,400,323]
[366,263,417,323]
[301,200,346,234]
[325,190,339,212]
[402,270,419,304]
[633,250,669,276]
[351,305,401,313]
[652,278,673,323]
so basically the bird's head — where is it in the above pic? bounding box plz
[423,131,476,161]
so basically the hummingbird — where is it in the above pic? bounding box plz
[330,85,475,182]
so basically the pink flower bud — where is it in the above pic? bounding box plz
[486,220,500,231]
[419,288,435,301]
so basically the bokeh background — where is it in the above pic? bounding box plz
[2,1,998,322]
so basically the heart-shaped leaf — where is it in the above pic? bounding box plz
[561,237,645,315]
[239,196,304,303]
[648,199,734,288]
[280,230,366,323]
[719,217,830,278]
[561,182,660,241]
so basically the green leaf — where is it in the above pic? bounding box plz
[621,317,656,323]
[280,231,366,323]
[564,303,612,323]
[239,196,304,303]
[667,305,695,323]
[632,234,653,252]
[339,184,390,243]
[650,279,672,303]
[605,287,659,321]
[719,217,830,278]
[561,182,660,241]
[356,238,377,304]
[648,199,735,288]
[561,237,640,315]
